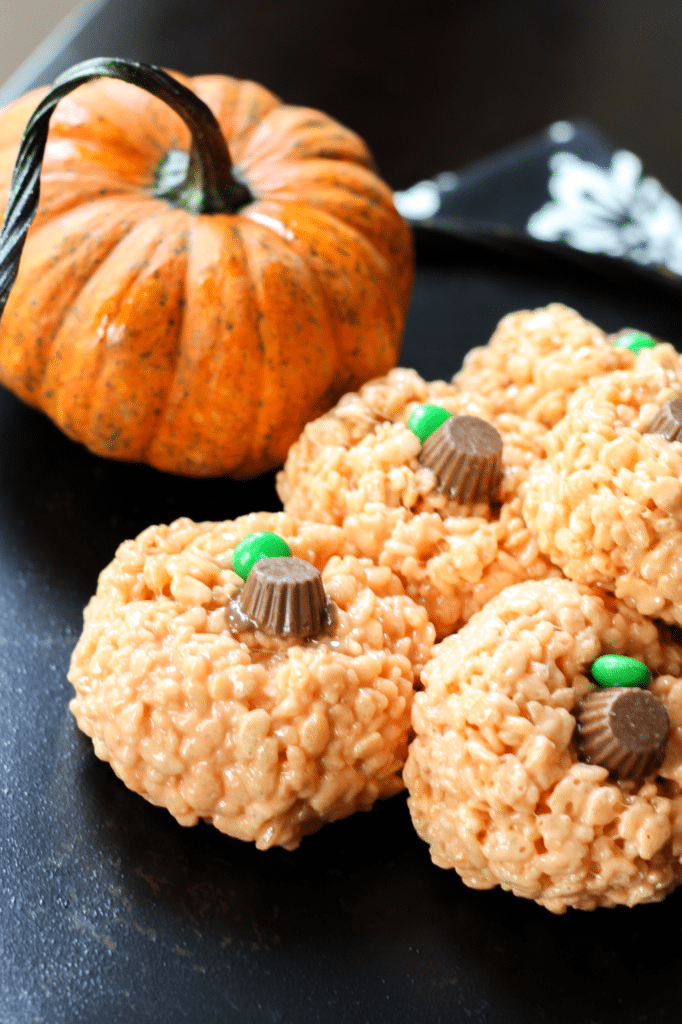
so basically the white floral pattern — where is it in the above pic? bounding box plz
[527,150,682,274]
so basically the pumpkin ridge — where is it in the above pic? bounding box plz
[0,196,154,404]
[48,80,187,164]
[1,147,154,235]
[254,158,395,207]
[228,210,343,478]
[24,177,144,234]
[229,216,277,473]
[44,207,188,455]
[239,104,374,175]
[267,199,395,280]
[44,84,180,184]
[234,215,336,475]
[146,217,262,477]
[91,212,190,458]
[139,219,211,470]
[46,127,166,177]
[253,158,413,310]
[254,198,403,382]
[188,75,281,169]
[244,201,370,395]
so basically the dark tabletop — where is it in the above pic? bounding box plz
[3,3,682,1024]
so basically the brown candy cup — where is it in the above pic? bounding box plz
[238,556,327,638]
[419,415,502,503]
[576,687,670,782]
[643,398,682,442]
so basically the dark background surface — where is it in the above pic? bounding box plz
[3,0,682,198]
[2,2,682,1023]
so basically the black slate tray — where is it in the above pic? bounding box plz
[4,3,682,1023]
[3,225,682,1024]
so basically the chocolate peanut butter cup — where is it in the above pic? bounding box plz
[576,687,669,782]
[238,556,327,638]
[643,398,682,442]
[419,414,502,503]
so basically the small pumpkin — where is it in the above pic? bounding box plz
[0,58,413,477]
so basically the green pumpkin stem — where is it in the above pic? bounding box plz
[0,56,252,315]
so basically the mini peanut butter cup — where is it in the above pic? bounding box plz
[238,556,326,638]
[576,687,669,782]
[419,414,502,503]
[643,398,682,442]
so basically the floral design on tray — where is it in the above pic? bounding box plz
[527,149,682,274]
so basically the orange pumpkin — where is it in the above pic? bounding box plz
[0,58,413,477]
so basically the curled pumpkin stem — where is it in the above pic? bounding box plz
[0,56,252,316]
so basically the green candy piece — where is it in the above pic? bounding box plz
[590,654,652,689]
[611,331,657,354]
[232,531,292,580]
[408,404,452,442]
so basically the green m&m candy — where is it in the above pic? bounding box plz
[590,654,652,689]
[408,404,452,443]
[611,331,657,355]
[232,531,292,580]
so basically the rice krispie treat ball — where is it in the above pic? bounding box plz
[523,346,682,625]
[68,512,435,851]
[277,366,558,639]
[278,366,545,522]
[453,303,636,426]
[405,577,682,913]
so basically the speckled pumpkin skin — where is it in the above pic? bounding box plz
[0,74,413,477]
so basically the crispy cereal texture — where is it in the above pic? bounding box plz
[405,578,682,912]
[523,349,682,624]
[278,366,547,522]
[454,303,634,426]
[339,500,559,641]
[277,366,557,639]
[69,513,435,850]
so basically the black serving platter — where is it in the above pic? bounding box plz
[3,219,682,1024]
[4,2,682,1023]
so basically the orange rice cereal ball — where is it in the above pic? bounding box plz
[68,512,435,851]
[454,303,637,426]
[277,366,558,640]
[278,366,546,522]
[523,347,682,625]
[404,577,682,913]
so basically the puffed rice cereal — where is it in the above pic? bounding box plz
[404,577,682,912]
[523,347,682,624]
[68,512,435,850]
[278,367,558,639]
[453,303,635,426]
